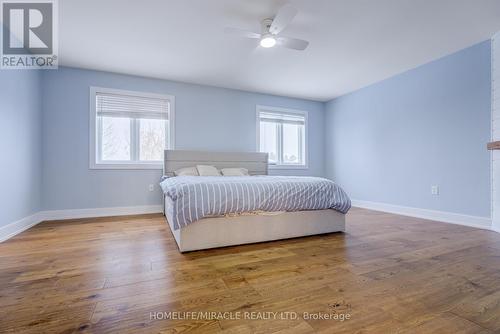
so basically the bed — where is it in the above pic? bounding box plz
[161,150,350,252]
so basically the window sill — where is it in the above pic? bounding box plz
[90,162,163,170]
[269,164,309,170]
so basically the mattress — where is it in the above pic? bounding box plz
[160,175,351,230]
[164,195,286,219]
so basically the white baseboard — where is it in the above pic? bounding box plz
[491,226,500,233]
[3,200,495,243]
[352,199,493,230]
[0,213,44,243]
[0,205,163,243]
[40,205,163,221]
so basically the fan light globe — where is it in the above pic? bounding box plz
[260,35,276,48]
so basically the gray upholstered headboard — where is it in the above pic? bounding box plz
[163,150,269,177]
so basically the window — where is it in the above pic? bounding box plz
[90,87,174,169]
[257,106,307,168]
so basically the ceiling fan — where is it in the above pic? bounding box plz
[224,4,309,51]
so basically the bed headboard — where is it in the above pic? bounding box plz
[163,150,269,177]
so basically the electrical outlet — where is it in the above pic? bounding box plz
[431,185,439,195]
[148,184,154,192]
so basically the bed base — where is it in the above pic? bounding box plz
[164,198,345,252]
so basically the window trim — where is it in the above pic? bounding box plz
[89,87,175,170]
[256,105,309,170]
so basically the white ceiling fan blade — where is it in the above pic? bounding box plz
[269,4,298,35]
[224,27,261,39]
[277,36,309,50]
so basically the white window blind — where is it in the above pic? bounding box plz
[96,92,170,120]
[259,111,305,126]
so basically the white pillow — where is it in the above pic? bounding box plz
[196,165,221,176]
[221,168,249,176]
[174,166,199,176]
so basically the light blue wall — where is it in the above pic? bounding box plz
[6,41,492,218]
[41,67,324,211]
[0,70,42,226]
[325,41,491,217]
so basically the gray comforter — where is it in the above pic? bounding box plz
[160,175,351,230]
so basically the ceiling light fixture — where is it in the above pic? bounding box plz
[260,35,276,48]
[225,4,309,51]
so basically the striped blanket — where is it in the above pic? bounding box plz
[160,175,351,230]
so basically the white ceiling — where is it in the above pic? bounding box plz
[60,0,500,101]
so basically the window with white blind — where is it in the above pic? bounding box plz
[89,87,175,169]
[256,106,308,169]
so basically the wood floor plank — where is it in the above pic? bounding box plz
[0,207,499,333]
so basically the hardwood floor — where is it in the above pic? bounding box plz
[1,208,500,333]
